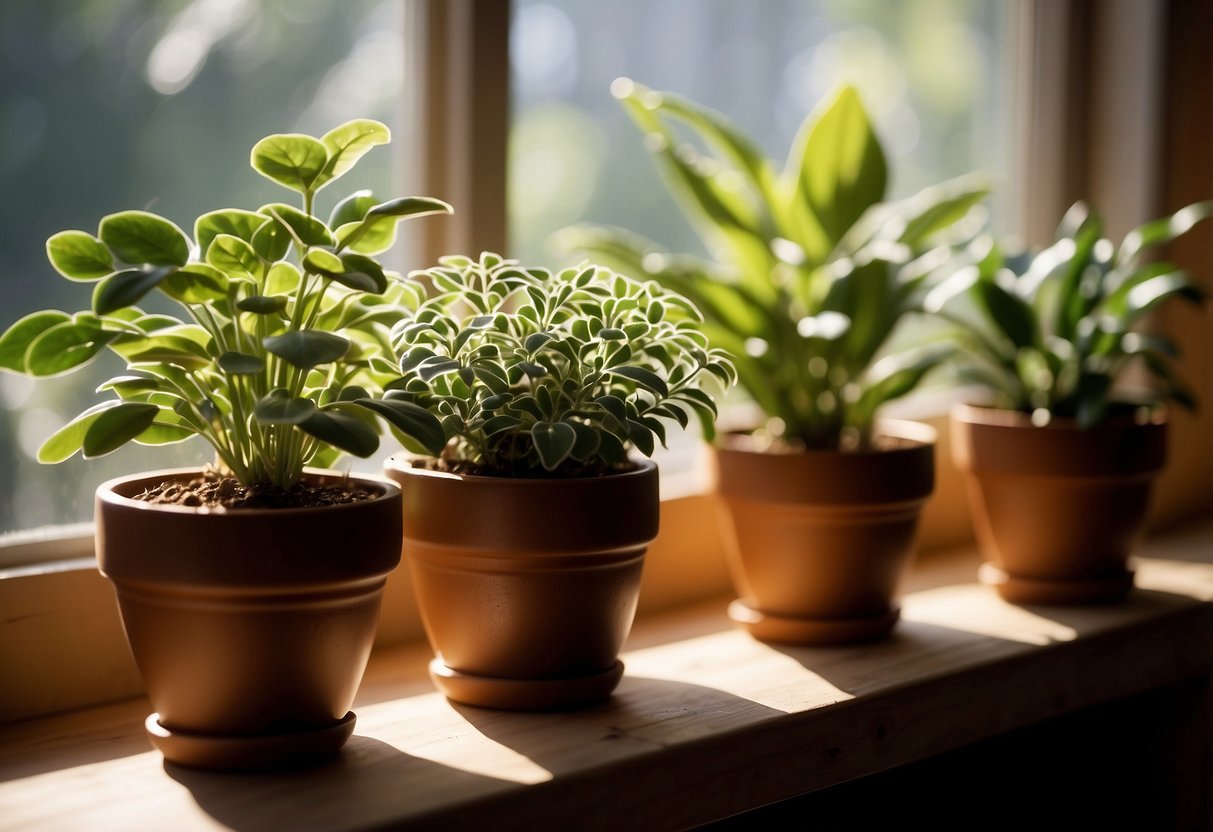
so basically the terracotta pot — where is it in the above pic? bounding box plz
[95,468,402,771]
[951,404,1167,605]
[713,420,935,646]
[384,457,658,711]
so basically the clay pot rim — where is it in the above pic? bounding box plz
[951,402,1167,431]
[384,455,658,486]
[717,418,936,458]
[96,467,401,517]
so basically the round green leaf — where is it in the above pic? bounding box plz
[218,351,264,375]
[263,330,349,368]
[253,394,316,425]
[46,231,114,281]
[250,133,328,194]
[206,234,262,280]
[26,317,114,376]
[0,310,71,372]
[161,264,230,304]
[194,209,268,257]
[266,262,302,295]
[98,210,190,267]
[302,248,345,276]
[81,402,159,458]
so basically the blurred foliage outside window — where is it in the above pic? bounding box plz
[0,0,407,533]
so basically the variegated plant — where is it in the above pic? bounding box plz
[0,119,451,489]
[924,200,1210,426]
[377,252,734,476]
[558,80,986,450]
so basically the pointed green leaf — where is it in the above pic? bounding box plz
[37,402,115,462]
[626,419,656,457]
[607,365,669,397]
[250,133,328,194]
[299,409,379,457]
[82,402,159,458]
[976,278,1038,349]
[356,398,447,456]
[335,196,453,255]
[315,119,390,190]
[46,231,114,280]
[260,203,335,247]
[532,420,577,471]
[92,267,176,315]
[791,85,887,248]
[264,330,349,368]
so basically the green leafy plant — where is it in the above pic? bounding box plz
[557,79,987,450]
[0,119,452,489]
[378,252,734,476]
[924,200,1210,427]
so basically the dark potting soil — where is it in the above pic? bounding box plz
[132,475,377,509]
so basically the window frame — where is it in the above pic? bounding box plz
[3,0,1210,724]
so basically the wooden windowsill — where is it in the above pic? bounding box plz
[2,524,1212,829]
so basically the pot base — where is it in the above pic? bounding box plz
[728,599,900,646]
[430,658,624,711]
[979,563,1134,606]
[145,711,356,772]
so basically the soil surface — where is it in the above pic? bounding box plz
[132,475,377,509]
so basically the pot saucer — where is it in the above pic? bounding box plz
[429,659,624,711]
[728,599,899,646]
[146,711,356,772]
[979,563,1134,606]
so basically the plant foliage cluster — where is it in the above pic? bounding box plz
[559,79,988,449]
[925,201,1210,426]
[0,119,452,488]
[381,253,734,476]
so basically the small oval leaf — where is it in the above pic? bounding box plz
[263,330,349,368]
[46,231,114,280]
[98,210,190,267]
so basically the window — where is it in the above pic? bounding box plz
[0,0,409,533]
[508,0,1018,264]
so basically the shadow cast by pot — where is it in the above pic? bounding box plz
[449,674,786,777]
[165,734,512,832]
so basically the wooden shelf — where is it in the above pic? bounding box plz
[2,526,1212,830]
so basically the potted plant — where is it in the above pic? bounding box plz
[557,80,986,645]
[926,200,1210,604]
[0,119,452,769]
[379,252,733,710]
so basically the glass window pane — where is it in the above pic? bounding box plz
[509,0,1015,263]
[0,0,407,533]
